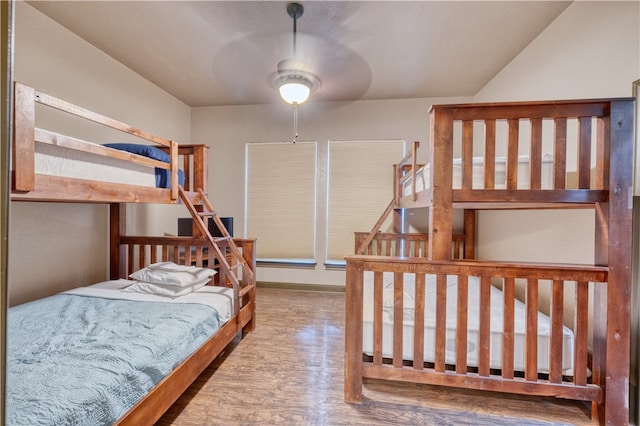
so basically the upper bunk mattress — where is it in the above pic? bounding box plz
[403,154,554,195]
[6,279,232,426]
[35,142,157,187]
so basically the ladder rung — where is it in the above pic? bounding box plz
[214,236,232,243]
[239,285,253,297]
[228,263,242,270]
[198,211,216,217]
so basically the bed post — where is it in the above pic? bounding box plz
[594,100,633,425]
[344,258,364,403]
[12,82,35,193]
[110,203,126,279]
[428,106,454,261]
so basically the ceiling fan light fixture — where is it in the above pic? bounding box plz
[279,79,311,105]
[274,69,320,104]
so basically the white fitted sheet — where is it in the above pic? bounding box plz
[362,272,574,374]
[35,142,156,187]
[402,154,554,195]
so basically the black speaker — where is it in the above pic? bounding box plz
[177,217,233,237]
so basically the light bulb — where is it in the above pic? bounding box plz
[279,81,311,104]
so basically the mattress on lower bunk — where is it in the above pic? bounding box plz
[6,279,233,426]
[402,154,554,195]
[362,272,574,375]
[36,142,158,187]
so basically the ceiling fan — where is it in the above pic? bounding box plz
[269,2,322,106]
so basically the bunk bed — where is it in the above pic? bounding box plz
[9,82,257,425]
[345,98,635,425]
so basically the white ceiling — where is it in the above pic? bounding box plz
[27,1,571,107]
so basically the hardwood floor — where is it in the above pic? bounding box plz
[157,287,596,425]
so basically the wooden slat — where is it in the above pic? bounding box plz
[413,273,425,371]
[463,210,476,260]
[549,279,564,383]
[573,281,589,386]
[127,245,135,276]
[462,120,473,189]
[506,118,519,190]
[530,118,542,190]
[373,271,383,365]
[502,277,515,379]
[595,116,609,191]
[393,272,404,368]
[434,274,447,372]
[525,279,539,382]
[184,245,192,265]
[553,118,567,189]
[478,276,491,376]
[484,119,496,189]
[577,117,592,189]
[138,245,146,269]
[455,275,468,374]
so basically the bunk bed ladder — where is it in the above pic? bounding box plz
[178,187,254,314]
[356,198,398,254]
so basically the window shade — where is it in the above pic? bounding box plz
[326,140,405,262]
[246,142,316,260]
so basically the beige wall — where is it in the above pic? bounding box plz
[9,3,191,305]
[192,97,468,286]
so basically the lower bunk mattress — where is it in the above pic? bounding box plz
[362,272,575,375]
[6,279,233,425]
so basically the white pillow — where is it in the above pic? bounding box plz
[124,278,209,297]
[129,261,216,287]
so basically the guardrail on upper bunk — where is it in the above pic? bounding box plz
[344,255,607,404]
[12,82,207,202]
[396,98,635,209]
[355,231,466,259]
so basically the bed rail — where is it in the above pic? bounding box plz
[355,231,466,259]
[397,98,634,209]
[344,255,607,405]
[395,141,422,203]
[12,82,207,203]
[117,236,256,330]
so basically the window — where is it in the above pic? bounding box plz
[245,142,316,263]
[326,140,405,264]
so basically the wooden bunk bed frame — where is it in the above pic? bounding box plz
[10,82,257,424]
[345,98,635,425]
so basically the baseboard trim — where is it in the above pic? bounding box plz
[256,281,345,293]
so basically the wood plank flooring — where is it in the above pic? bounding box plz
[157,287,596,425]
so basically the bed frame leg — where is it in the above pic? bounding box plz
[344,260,364,404]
